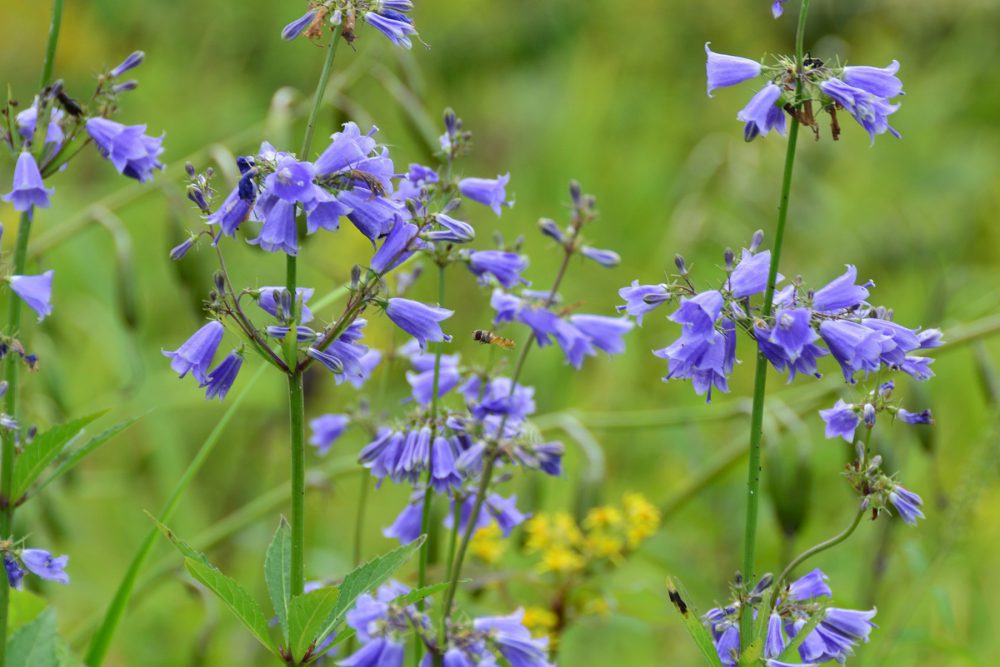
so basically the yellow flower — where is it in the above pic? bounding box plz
[538,545,586,574]
[583,505,623,531]
[584,531,625,559]
[551,512,584,546]
[524,515,552,553]
[470,522,506,565]
[522,606,558,634]
[622,492,661,548]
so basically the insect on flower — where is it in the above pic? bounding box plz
[473,329,516,349]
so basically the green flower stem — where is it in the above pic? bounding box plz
[0,4,64,662]
[738,0,810,651]
[441,248,574,622]
[415,265,447,666]
[770,508,866,612]
[285,24,343,602]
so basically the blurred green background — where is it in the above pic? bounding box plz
[2,0,999,664]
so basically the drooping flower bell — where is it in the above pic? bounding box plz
[163,321,225,383]
[9,270,54,321]
[385,298,454,348]
[459,174,512,217]
[85,117,165,182]
[2,152,55,212]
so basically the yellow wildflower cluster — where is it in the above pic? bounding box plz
[524,494,661,574]
[469,522,507,565]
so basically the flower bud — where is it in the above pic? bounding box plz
[750,229,764,252]
[724,248,735,271]
[112,80,139,94]
[569,180,582,206]
[538,218,564,243]
[863,403,876,428]
[170,237,196,261]
[110,51,145,78]
[185,162,196,178]
[213,271,226,295]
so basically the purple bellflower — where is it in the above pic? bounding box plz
[705,44,762,97]
[617,281,669,325]
[85,117,165,182]
[738,83,787,139]
[888,485,924,525]
[201,350,243,400]
[310,414,350,455]
[459,174,512,217]
[248,199,299,255]
[466,250,529,289]
[21,549,69,584]
[9,270,54,321]
[820,78,901,142]
[2,152,54,212]
[842,61,904,99]
[163,321,225,383]
[385,298,454,348]
[364,8,419,49]
[819,399,859,442]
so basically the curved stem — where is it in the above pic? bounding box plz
[441,248,574,621]
[770,508,866,611]
[738,0,809,651]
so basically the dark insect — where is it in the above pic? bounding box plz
[55,89,84,117]
[668,588,688,616]
[473,329,515,349]
[803,53,824,69]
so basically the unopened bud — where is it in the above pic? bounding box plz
[674,254,687,275]
[724,248,735,271]
[750,229,764,252]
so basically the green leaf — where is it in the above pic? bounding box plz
[8,589,47,634]
[148,513,212,566]
[34,415,142,496]
[12,412,105,500]
[315,537,424,643]
[265,518,292,641]
[184,558,277,655]
[392,581,451,607]
[665,576,724,667]
[6,608,59,667]
[775,609,823,662]
[288,587,340,663]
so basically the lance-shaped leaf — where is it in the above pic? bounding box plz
[184,558,277,655]
[288,587,340,663]
[32,416,142,497]
[12,412,105,500]
[312,537,424,647]
[153,517,276,655]
[665,576,723,667]
[265,518,292,641]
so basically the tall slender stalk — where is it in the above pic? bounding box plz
[285,26,343,600]
[0,3,64,663]
[738,0,810,651]
[414,265,446,666]
[441,249,574,621]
